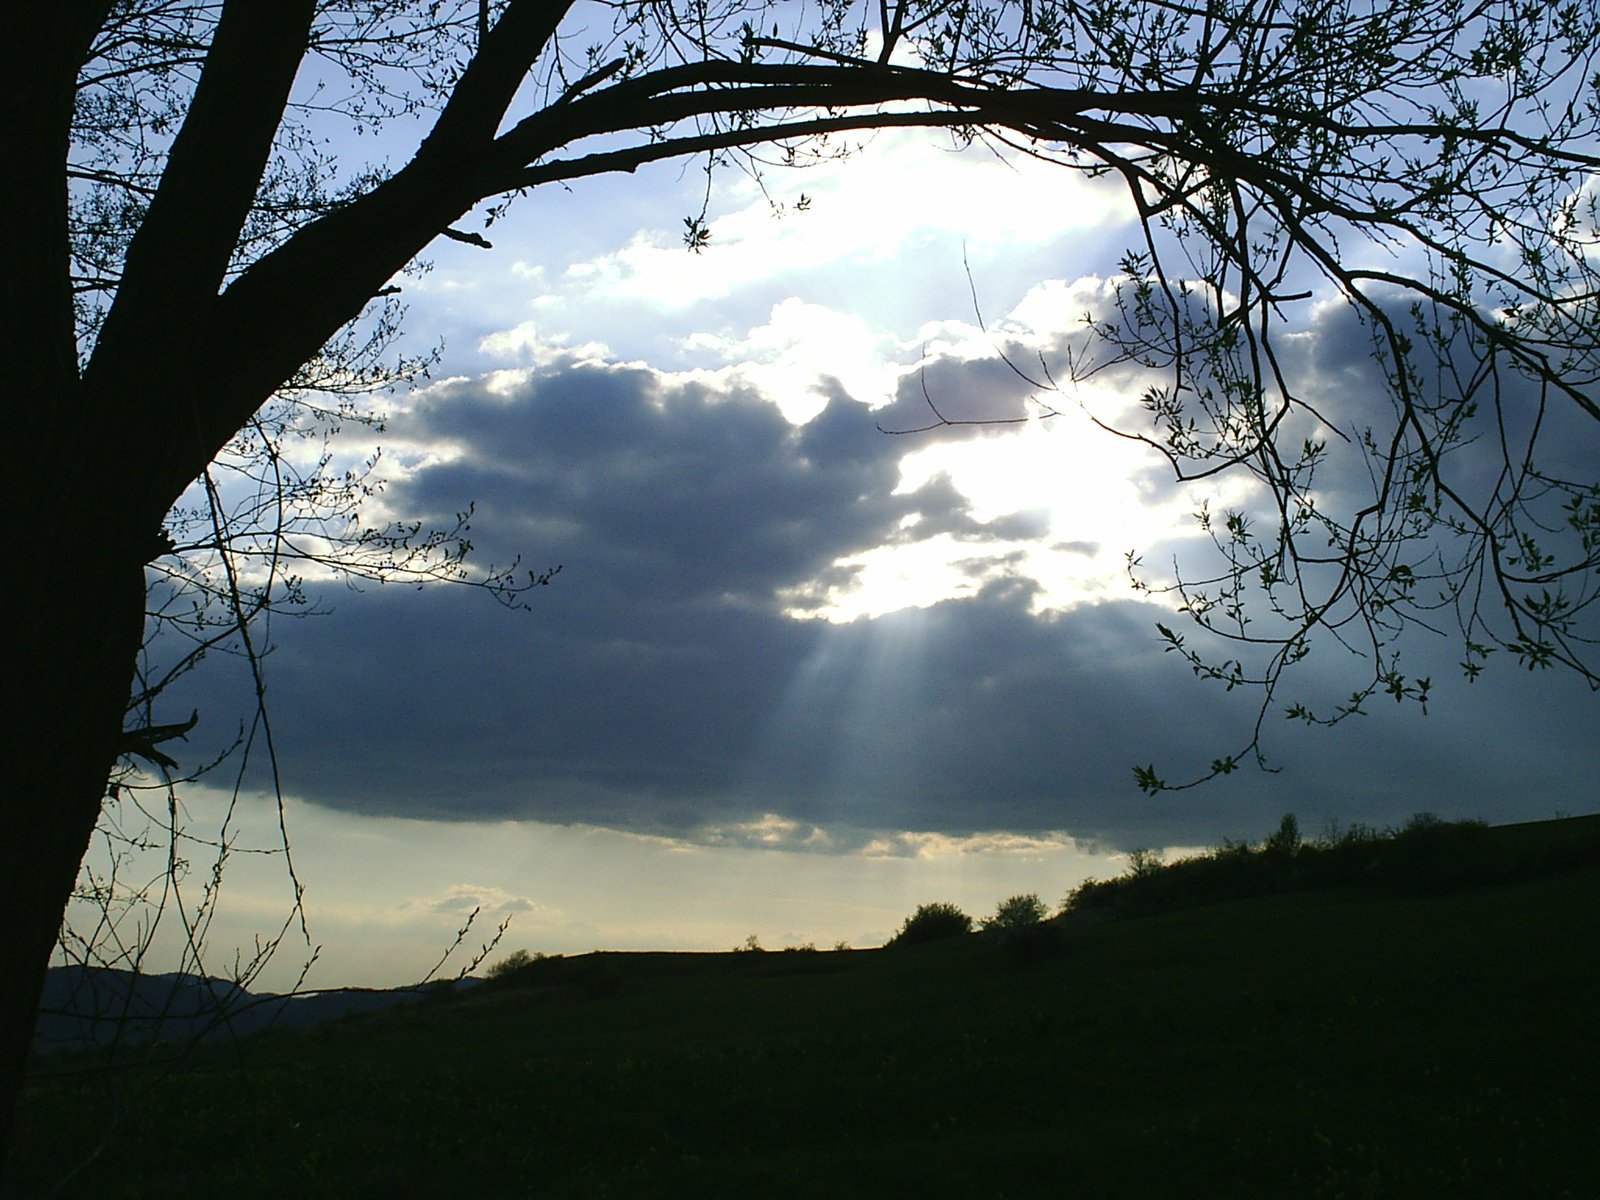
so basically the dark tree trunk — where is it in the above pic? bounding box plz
[0,2,131,1165]
[0,0,586,1171]
[0,527,148,1162]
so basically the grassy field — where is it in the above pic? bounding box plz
[9,814,1600,1197]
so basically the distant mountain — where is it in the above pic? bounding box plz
[32,965,475,1055]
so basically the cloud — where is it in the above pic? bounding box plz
[553,128,1130,313]
[695,813,839,853]
[160,307,1599,859]
[410,883,543,917]
[475,324,612,367]
[236,536,1596,854]
[674,298,907,421]
[386,358,1061,619]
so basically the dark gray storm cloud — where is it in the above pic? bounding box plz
[396,363,1017,615]
[165,344,1599,852]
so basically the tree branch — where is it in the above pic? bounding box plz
[442,227,494,249]
[500,109,983,191]
[88,1,318,387]
[1,3,116,401]
[412,0,574,169]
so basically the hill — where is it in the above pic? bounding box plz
[31,966,466,1056]
[8,812,1599,1197]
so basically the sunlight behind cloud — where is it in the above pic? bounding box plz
[779,280,1261,622]
[429,260,1253,629]
[681,297,906,420]
[557,128,1128,311]
[477,323,613,367]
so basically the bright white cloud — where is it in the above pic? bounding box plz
[696,812,838,851]
[763,277,1259,621]
[858,830,1092,859]
[679,297,908,420]
[553,128,1129,311]
[788,531,1022,620]
[1000,276,1114,342]
[476,323,612,367]
[468,261,1244,625]
[866,409,1198,616]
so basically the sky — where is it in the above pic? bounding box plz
[89,118,1600,991]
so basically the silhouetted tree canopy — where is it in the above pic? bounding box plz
[5,0,1598,1161]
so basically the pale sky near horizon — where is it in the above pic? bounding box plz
[85,116,1600,992]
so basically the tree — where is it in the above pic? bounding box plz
[6,0,1598,1155]
[888,901,975,946]
[982,893,1051,931]
[485,948,537,980]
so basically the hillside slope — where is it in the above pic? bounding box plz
[10,814,1600,1197]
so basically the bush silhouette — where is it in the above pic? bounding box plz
[982,893,1049,931]
[485,949,535,981]
[981,893,1063,962]
[1264,812,1302,856]
[887,902,973,947]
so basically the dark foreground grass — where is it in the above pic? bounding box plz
[9,815,1600,1197]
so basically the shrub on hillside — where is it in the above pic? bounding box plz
[1264,812,1302,856]
[982,892,1063,962]
[486,949,535,981]
[887,902,973,947]
[484,949,563,985]
[982,893,1050,931]
[1126,848,1165,878]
